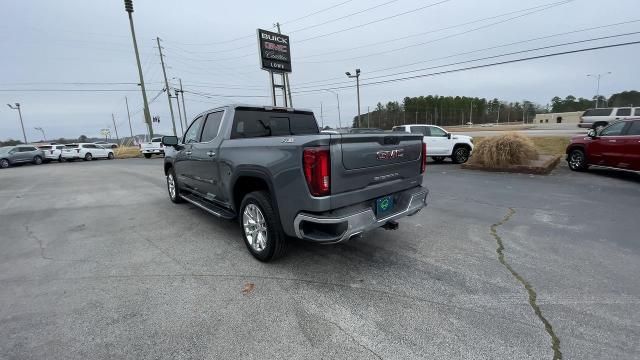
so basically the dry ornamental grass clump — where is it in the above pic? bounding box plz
[470,132,539,168]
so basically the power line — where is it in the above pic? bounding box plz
[296,0,451,43]
[291,40,640,94]
[290,19,640,88]
[298,0,573,63]
[291,33,640,91]
[282,0,356,25]
[296,0,572,59]
[288,0,400,34]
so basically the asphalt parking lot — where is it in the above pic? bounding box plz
[1,158,638,359]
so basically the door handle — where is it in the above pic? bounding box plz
[206,151,216,157]
[184,151,192,155]
[608,140,616,143]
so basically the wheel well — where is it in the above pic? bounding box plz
[164,163,173,175]
[453,143,471,152]
[233,176,270,211]
[566,144,586,155]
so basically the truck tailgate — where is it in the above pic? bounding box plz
[331,133,423,200]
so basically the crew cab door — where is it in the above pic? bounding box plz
[590,121,629,167]
[175,115,204,189]
[622,120,640,170]
[189,110,225,202]
[409,126,439,155]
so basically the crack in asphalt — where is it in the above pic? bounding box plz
[323,316,383,360]
[23,224,101,264]
[491,208,562,360]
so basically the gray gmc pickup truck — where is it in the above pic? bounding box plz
[162,105,428,261]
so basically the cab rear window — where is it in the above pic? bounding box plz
[231,108,319,139]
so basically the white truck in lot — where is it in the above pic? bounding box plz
[139,137,165,158]
[392,124,474,163]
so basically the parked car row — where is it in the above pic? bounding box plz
[0,143,115,169]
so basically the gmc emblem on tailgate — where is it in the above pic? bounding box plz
[376,149,404,160]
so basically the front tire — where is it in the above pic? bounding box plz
[239,191,287,262]
[166,169,183,203]
[568,149,588,171]
[33,156,43,165]
[0,159,9,169]
[451,146,471,164]
[84,153,92,161]
[107,152,114,160]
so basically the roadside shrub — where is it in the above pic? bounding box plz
[470,132,538,168]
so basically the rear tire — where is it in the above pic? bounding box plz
[239,191,287,262]
[84,153,92,161]
[451,146,471,164]
[33,156,43,165]
[0,159,9,169]
[107,152,114,160]
[144,153,152,159]
[568,148,588,171]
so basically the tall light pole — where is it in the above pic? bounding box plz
[124,0,153,138]
[7,103,27,144]
[587,72,611,108]
[34,127,46,142]
[345,69,361,127]
[324,89,341,129]
[173,90,184,135]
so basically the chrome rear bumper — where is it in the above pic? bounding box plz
[293,186,428,243]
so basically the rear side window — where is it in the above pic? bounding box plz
[200,111,224,142]
[392,126,405,132]
[38,146,52,150]
[616,108,631,116]
[18,147,36,152]
[151,138,162,143]
[410,126,429,136]
[634,108,640,116]
[583,108,613,117]
[231,108,319,139]
[627,121,640,135]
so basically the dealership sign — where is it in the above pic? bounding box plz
[257,29,291,73]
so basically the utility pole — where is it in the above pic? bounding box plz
[124,0,153,138]
[346,69,361,127]
[320,102,324,129]
[324,89,341,129]
[6,103,27,143]
[179,79,188,128]
[587,72,612,108]
[496,103,501,125]
[174,90,184,135]
[34,127,46,142]
[156,37,177,136]
[367,106,370,128]
[125,96,134,139]
[111,114,120,144]
[469,101,473,125]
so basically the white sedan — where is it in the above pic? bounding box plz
[61,143,115,161]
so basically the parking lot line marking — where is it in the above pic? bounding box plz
[491,208,562,360]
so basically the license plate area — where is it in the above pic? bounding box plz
[375,195,394,216]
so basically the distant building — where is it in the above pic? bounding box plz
[533,111,582,124]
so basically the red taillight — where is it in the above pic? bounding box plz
[421,142,427,173]
[303,147,330,196]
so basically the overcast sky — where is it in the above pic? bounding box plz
[1,0,638,140]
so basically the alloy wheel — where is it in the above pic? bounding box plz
[243,204,268,252]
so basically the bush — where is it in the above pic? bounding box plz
[470,132,538,168]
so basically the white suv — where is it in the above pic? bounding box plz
[579,107,640,129]
[392,124,474,163]
[36,144,66,162]
[61,143,115,161]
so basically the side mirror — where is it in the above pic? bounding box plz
[587,129,597,138]
[162,136,179,147]
[447,133,452,139]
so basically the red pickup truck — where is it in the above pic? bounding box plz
[566,118,640,172]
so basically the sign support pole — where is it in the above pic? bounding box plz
[269,71,277,106]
